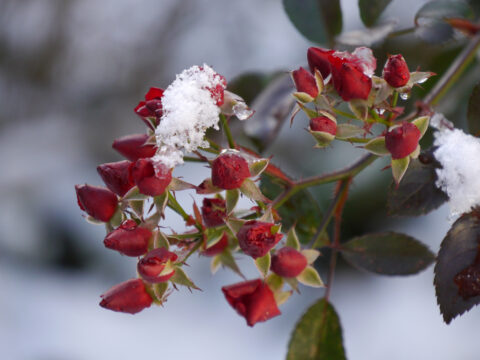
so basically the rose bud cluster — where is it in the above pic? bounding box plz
[237,220,283,259]
[104,220,152,257]
[222,279,281,326]
[211,152,251,190]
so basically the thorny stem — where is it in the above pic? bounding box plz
[220,114,236,149]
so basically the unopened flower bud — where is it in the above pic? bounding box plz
[201,197,227,227]
[310,116,337,135]
[385,122,421,159]
[222,279,281,326]
[112,133,156,161]
[271,247,308,278]
[137,247,178,283]
[237,220,282,259]
[211,153,251,190]
[104,219,152,256]
[202,233,229,256]
[134,87,164,128]
[100,278,153,314]
[131,158,172,196]
[383,54,410,88]
[330,58,372,101]
[75,184,118,222]
[292,67,319,100]
[97,160,135,197]
[307,47,334,78]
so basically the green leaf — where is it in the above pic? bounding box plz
[225,189,240,215]
[170,267,201,290]
[286,227,301,250]
[391,156,410,186]
[283,0,342,45]
[297,266,324,287]
[359,0,392,27]
[387,155,448,216]
[364,137,389,156]
[415,0,474,44]
[341,232,435,275]
[240,178,268,202]
[255,252,271,278]
[287,298,346,360]
[467,82,480,136]
[434,211,480,324]
[261,174,322,244]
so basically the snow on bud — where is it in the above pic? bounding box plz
[237,220,282,259]
[137,247,178,283]
[385,122,421,159]
[99,278,153,314]
[131,158,172,196]
[434,124,480,216]
[211,152,251,190]
[97,160,134,197]
[201,197,227,227]
[112,133,156,162]
[383,54,410,88]
[292,66,319,101]
[75,184,118,222]
[104,219,152,256]
[271,247,308,278]
[134,87,164,129]
[221,279,281,327]
[202,233,229,256]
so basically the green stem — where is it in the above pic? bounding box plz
[386,91,399,123]
[336,137,370,144]
[167,192,202,231]
[184,156,206,163]
[332,107,357,120]
[220,114,236,149]
[368,109,390,126]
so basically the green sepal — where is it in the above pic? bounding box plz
[205,227,225,248]
[286,227,301,250]
[153,193,168,216]
[226,188,240,215]
[154,231,170,250]
[239,178,268,202]
[297,102,318,118]
[274,290,292,306]
[391,156,410,186]
[266,273,284,292]
[109,208,123,228]
[412,115,430,138]
[364,136,389,155]
[310,130,335,148]
[349,99,369,120]
[255,252,271,278]
[297,266,324,288]
[122,186,147,201]
[301,249,321,264]
[293,91,315,103]
[170,267,201,290]
[168,178,196,191]
[249,158,269,178]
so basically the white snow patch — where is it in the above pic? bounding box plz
[155,64,226,167]
[434,126,480,217]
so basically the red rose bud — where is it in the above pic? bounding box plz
[134,87,164,128]
[385,122,421,159]
[75,184,118,222]
[201,197,227,227]
[137,247,178,283]
[112,133,156,161]
[97,160,135,197]
[237,220,282,259]
[330,58,372,101]
[271,247,308,278]
[100,279,153,314]
[209,74,227,106]
[310,116,337,135]
[222,279,281,327]
[383,54,410,88]
[292,67,318,100]
[202,233,229,256]
[307,47,335,78]
[211,153,251,190]
[131,158,172,196]
[104,219,152,256]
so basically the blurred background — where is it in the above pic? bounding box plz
[1,0,480,359]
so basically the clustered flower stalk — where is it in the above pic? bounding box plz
[75,45,446,326]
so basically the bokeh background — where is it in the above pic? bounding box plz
[1,0,480,359]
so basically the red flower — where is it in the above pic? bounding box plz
[211,153,251,190]
[222,279,281,326]
[112,134,156,161]
[134,87,164,129]
[137,247,178,283]
[131,158,172,196]
[383,54,410,88]
[292,67,319,99]
[310,116,337,135]
[104,219,152,257]
[307,46,376,101]
[202,233,229,256]
[385,122,421,159]
[100,279,153,314]
[201,197,227,227]
[97,160,135,197]
[237,220,282,259]
[75,184,118,222]
[271,247,308,278]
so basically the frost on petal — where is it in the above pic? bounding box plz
[332,47,377,78]
[155,64,227,167]
[434,127,480,216]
